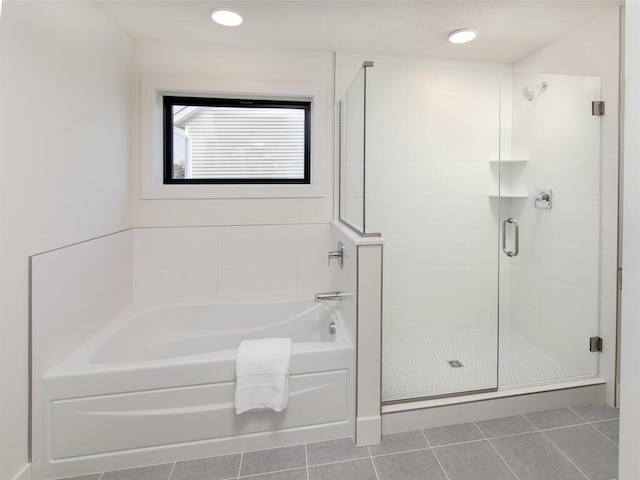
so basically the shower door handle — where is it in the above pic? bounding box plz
[502,218,519,257]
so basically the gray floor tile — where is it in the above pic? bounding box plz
[592,419,620,445]
[368,430,428,456]
[306,437,369,465]
[572,404,620,422]
[374,449,448,480]
[491,432,585,480]
[434,440,516,480]
[171,454,240,480]
[525,408,584,430]
[308,458,377,480]
[240,468,307,480]
[544,424,618,480]
[475,415,536,438]
[102,464,174,480]
[240,446,306,477]
[423,422,484,447]
[57,475,102,480]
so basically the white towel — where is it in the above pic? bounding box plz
[235,337,292,414]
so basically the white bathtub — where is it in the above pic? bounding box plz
[41,300,354,479]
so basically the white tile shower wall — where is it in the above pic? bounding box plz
[513,7,620,402]
[133,224,332,305]
[337,54,507,340]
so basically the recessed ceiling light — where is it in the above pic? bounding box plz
[448,29,477,44]
[210,9,243,27]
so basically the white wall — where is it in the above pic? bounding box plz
[513,7,620,403]
[0,2,133,479]
[132,40,334,227]
[619,3,640,479]
[332,222,383,445]
[128,42,337,327]
[133,225,332,305]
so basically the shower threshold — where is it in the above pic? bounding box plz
[381,377,605,414]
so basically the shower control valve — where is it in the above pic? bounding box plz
[328,241,344,268]
[534,187,552,209]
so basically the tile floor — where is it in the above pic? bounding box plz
[62,404,619,480]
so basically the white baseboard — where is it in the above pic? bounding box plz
[12,464,31,480]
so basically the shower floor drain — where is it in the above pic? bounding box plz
[447,360,464,368]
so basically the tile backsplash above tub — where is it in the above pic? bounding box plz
[133,224,332,305]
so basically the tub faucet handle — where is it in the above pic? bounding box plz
[328,241,344,268]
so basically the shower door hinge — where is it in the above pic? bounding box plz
[590,336,603,352]
[592,101,605,116]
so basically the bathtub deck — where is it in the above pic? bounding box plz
[383,331,575,402]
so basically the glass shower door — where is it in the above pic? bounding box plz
[339,67,365,233]
[497,71,602,389]
[379,62,500,403]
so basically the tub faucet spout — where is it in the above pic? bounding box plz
[315,291,344,302]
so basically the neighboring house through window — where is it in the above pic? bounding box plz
[163,96,311,184]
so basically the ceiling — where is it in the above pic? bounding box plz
[95,1,621,63]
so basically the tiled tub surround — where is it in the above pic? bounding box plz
[32,223,359,479]
[133,224,333,305]
[60,404,619,480]
[41,300,354,479]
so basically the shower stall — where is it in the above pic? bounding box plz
[339,60,609,405]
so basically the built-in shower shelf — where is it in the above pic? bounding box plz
[489,194,528,199]
[489,159,529,164]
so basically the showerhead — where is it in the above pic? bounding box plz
[522,81,548,101]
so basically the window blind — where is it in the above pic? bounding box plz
[175,106,306,179]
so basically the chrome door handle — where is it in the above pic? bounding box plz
[502,218,519,257]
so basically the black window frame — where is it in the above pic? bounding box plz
[163,95,311,185]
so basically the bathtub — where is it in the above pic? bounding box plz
[40,300,354,479]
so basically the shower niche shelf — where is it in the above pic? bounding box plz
[488,159,529,164]
[488,158,529,199]
[489,194,528,199]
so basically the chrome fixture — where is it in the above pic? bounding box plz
[328,241,344,268]
[502,217,520,257]
[329,320,337,335]
[315,291,344,302]
[534,187,552,209]
[522,81,548,101]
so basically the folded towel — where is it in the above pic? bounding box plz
[235,337,292,414]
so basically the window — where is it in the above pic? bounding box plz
[163,96,311,184]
